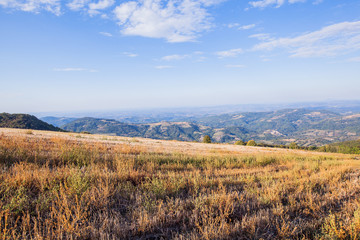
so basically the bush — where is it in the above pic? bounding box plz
[203,135,212,143]
[235,140,246,145]
[246,140,257,146]
[289,142,299,149]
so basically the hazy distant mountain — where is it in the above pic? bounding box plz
[40,116,78,127]
[62,118,215,142]
[0,113,63,131]
[34,100,360,124]
[195,108,360,146]
[61,108,360,146]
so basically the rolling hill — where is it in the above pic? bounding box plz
[58,108,360,146]
[0,113,64,131]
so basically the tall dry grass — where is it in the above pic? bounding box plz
[0,132,360,239]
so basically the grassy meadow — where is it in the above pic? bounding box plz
[1,128,360,239]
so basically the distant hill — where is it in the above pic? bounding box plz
[61,108,360,146]
[40,116,77,127]
[62,117,218,142]
[0,113,64,131]
[194,109,360,146]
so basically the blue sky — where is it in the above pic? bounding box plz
[1,0,360,113]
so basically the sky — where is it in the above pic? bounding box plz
[1,0,360,113]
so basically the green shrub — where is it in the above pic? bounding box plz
[203,135,212,143]
[246,140,257,146]
[289,142,299,149]
[235,140,246,145]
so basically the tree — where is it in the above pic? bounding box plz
[246,140,257,146]
[235,140,246,145]
[203,135,211,143]
[289,142,299,149]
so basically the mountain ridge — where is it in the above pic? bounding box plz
[0,113,64,132]
[59,108,360,146]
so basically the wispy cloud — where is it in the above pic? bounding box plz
[249,0,307,9]
[123,52,138,57]
[155,65,174,69]
[1,0,225,42]
[227,23,240,28]
[239,24,256,30]
[252,21,360,58]
[249,33,273,41]
[228,23,256,30]
[99,32,112,37]
[0,0,61,15]
[225,64,246,68]
[53,68,97,72]
[216,48,243,58]
[161,54,189,61]
[88,0,114,15]
[113,0,223,43]
[67,0,89,11]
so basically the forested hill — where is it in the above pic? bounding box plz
[0,113,64,132]
[60,108,360,146]
[62,117,218,142]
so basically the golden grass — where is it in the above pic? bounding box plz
[0,128,360,239]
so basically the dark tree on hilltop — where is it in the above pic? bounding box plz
[203,135,211,143]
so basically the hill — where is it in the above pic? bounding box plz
[62,117,251,142]
[195,108,360,146]
[1,128,360,239]
[0,113,63,131]
[318,139,360,154]
[62,117,218,141]
[58,108,360,146]
[40,116,77,127]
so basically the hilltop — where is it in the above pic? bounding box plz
[0,113,63,131]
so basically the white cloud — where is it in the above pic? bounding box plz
[155,65,174,69]
[0,0,61,15]
[67,0,89,11]
[253,21,360,58]
[53,68,97,72]
[67,0,114,15]
[123,52,138,57]
[249,0,306,9]
[99,32,112,37]
[239,24,256,30]
[228,23,256,30]
[113,0,222,42]
[88,0,114,15]
[216,48,243,58]
[225,64,246,68]
[249,33,273,41]
[161,54,189,61]
[227,23,240,28]
[1,0,224,42]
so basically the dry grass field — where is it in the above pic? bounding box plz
[1,128,360,239]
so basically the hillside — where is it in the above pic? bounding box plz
[1,128,360,239]
[318,139,360,154]
[0,113,63,131]
[40,116,77,127]
[58,108,360,146]
[62,117,217,142]
[194,108,360,145]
